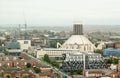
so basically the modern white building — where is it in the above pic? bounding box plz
[63,52,102,62]
[36,48,81,58]
[61,52,105,71]
[17,40,31,51]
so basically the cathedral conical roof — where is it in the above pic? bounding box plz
[61,35,96,51]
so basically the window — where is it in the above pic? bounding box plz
[24,41,28,44]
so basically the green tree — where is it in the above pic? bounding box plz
[6,75,10,78]
[26,63,31,68]
[47,31,55,37]
[70,70,74,75]
[43,54,51,63]
[76,70,83,75]
[32,30,38,33]
[22,76,29,78]
[4,51,9,55]
[49,40,64,48]
[105,58,119,64]
[51,61,59,68]
[50,41,56,48]
[112,58,119,64]
[34,67,40,73]
[94,49,103,55]
[105,58,112,64]
[55,73,61,78]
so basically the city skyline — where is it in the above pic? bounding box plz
[0,0,120,26]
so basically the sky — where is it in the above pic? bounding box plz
[0,0,120,26]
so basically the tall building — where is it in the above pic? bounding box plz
[73,23,83,35]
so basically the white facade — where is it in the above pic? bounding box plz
[17,40,31,51]
[84,70,103,77]
[64,52,102,62]
[61,35,96,51]
[7,49,21,53]
[110,64,117,70]
[36,48,81,58]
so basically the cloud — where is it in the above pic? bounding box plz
[0,0,120,25]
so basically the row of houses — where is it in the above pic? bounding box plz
[0,53,53,78]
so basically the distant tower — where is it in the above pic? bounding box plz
[73,23,83,35]
[19,24,21,38]
[23,11,27,40]
[24,23,27,40]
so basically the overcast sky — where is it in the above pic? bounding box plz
[0,0,120,26]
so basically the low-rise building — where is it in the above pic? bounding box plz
[0,53,53,78]
[5,41,21,56]
[36,48,80,59]
[17,39,31,51]
[109,72,120,78]
[31,37,47,47]
[83,70,105,77]
[103,49,120,57]
[114,42,120,49]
